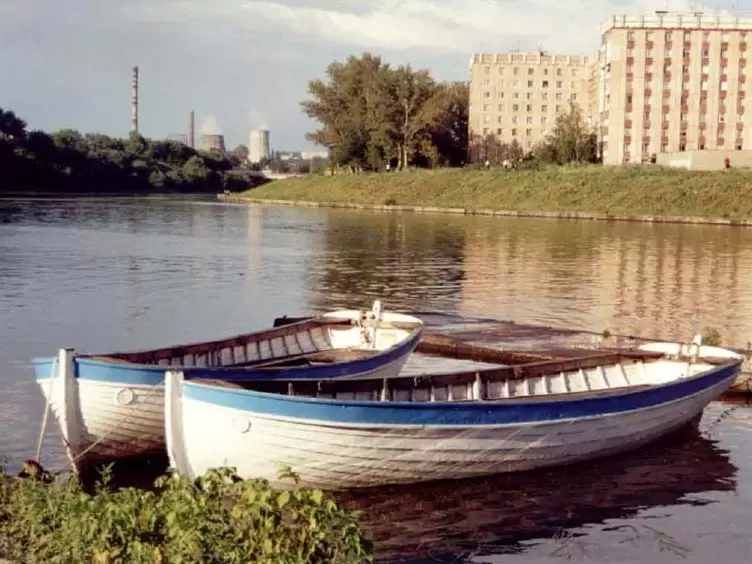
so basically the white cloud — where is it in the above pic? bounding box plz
[235,0,729,53]
[118,0,735,53]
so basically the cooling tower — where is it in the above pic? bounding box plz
[248,129,270,164]
[199,133,226,152]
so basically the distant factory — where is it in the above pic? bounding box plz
[199,133,226,152]
[248,129,270,164]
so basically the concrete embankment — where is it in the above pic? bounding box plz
[218,194,752,227]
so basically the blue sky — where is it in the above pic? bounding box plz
[0,0,738,151]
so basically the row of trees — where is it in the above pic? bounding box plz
[0,108,262,194]
[303,54,600,171]
[469,102,600,167]
[302,54,468,171]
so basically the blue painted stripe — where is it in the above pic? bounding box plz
[182,361,740,426]
[33,327,423,387]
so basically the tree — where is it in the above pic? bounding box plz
[301,54,467,172]
[0,108,27,141]
[535,102,599,164]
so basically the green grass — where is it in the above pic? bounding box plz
[238,165,752,220]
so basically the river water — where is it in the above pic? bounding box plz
[1,197,752,563]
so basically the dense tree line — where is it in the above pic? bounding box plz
[302,54,469,171]
[0,107,262,194]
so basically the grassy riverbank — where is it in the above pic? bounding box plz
[237,166,752,221]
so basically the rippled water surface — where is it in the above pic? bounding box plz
[2,197,752,563]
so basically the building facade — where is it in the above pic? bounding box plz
[468,52,597,157]
[600,12,752,165]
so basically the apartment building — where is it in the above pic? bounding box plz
[600,12,752,165]
[468,52,597,154]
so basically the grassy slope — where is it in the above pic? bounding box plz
[239,166,752,219]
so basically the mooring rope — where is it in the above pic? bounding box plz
[34,356,58,463]
[49,380,167,476]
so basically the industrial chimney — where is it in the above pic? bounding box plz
[189,110,195,148]
[131,66,139,136]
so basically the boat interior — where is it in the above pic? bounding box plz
[196,351,734,403]
[85,315,422,369]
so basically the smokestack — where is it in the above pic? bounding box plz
[131,66,139,136]
[189,110,195,148]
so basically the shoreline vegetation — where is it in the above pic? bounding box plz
[229,166,752,225]
[0,464,372,563]
[0,107,264,195]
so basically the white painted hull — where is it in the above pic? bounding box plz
[171,375,732,490]
[38,367,164,468]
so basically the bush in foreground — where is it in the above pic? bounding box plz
[0,465,372,564]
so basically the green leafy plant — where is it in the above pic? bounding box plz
[0,465,372,564]
[700,327,722,347]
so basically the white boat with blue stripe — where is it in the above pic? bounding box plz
[32,301,423,471]
[165,337,742,489]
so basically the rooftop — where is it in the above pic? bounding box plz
[469,52,594,70]
[602,11,752,34]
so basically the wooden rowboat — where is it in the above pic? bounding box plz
[165,341,742,490]
[32,301,423,471]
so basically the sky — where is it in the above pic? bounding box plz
[0,0,740,152]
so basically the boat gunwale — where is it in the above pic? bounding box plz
[183,353,743,409]
[30,312,424,371]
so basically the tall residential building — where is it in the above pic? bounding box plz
[599,12,752,165]
[468,52,597,156]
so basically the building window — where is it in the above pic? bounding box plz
[555,104,562,112]
[497,92,505,99]
[498,67,505,74]
[541,116,547,125]
[526,128,532,136]
[628,31,635,40]
[526,140,533,149]
[513,79,519,88]
[526,92,533,100]
[483,115,490,123]
[542,80,549,88]
[511,128,517,136]
[556,80,563,88]
[665,31,672,41]
[541,104,548,112]
[526,104,533,112]
[512,104,519,111]
[484,91,491,98]
[498,79,505,87]
[513,67,519,75]
[526,116,533,124]
[497,128,502,135]
[544,68,549,75]
[483,127,489,135]
[570,81,576,89]
[528,68,534,76]
[483,79,490,86]
[684,31,691,41]
[512,116,518,124]
[482,104,489,111]
[498,104,505,111]
[527,80,534,88]
[556,68,563,76]
[497,116,503,123]
[556,92,563,100]
[542,92,549,101]
[484,66,490,74]
[571,93,577,101]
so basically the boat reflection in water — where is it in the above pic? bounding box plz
[338,423,736,563]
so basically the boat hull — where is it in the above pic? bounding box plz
[167,362,739,489]
[33,307,423,471]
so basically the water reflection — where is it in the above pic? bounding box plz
[339,425,735,563]
[309,211,467,313]
[305,210,752,349]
